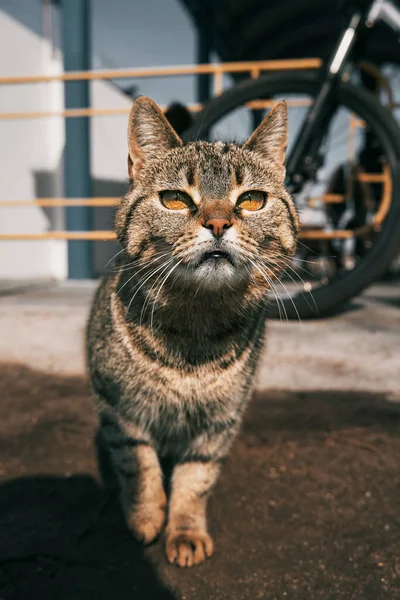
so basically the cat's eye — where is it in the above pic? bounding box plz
[236,190,266,212]
[159,190,193,210]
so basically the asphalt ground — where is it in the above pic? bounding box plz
[0,282,399,599]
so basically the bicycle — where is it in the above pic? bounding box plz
[183,0,400,319]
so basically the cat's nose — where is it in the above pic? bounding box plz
[204,217,232,239]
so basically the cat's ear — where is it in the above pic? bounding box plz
[127,96,182,177]
[243,101,288,171]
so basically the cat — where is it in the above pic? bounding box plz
[86,96,298,568]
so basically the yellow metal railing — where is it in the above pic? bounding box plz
[0,59,321,121]
[0,58,392,241]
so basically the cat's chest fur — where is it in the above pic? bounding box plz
[113,284,263,400]
[88,271,266,453]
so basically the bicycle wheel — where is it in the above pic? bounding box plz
[183,70,400,319]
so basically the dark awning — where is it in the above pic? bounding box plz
[181,0,400,66]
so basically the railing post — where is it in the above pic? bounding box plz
[61,0,93,278]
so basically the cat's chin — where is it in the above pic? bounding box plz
[187,258,245,291]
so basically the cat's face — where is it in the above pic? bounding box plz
[116,97,298,295]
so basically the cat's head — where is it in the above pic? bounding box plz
[115,97,298,297]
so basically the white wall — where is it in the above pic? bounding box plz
[90,81,132,183]
[0,0,198,280]
[0,6,66,279]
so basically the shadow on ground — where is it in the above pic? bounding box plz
[0,363,399,600]
[0,476,174,600]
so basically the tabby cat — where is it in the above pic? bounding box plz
[86,96,298,567]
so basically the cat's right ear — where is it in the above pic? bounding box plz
[127,96,182,178]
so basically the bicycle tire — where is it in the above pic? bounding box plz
[183,70,400,319]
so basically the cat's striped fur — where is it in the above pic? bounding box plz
[86,96,298,567]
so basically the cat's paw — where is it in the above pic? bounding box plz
[127,501,166,545]
[166,529,214,567]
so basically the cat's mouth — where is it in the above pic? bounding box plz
[196,250,235,268]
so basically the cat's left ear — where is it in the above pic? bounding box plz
[127,96,182,178]
[243,101,288,174]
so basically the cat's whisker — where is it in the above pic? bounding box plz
[256,236,333,267]
[270,252,317,278]
[275,280,303,327]
[269,279,291,324]
[257,257,303,327]
[149,260,183,352]
[113,250,171,273]
[279,258,316,279]
[116,252,172,296]
[296,239,324,256]
[243,252,290,324]
[117,271,138,297]
[114,253,164,272]
[139,259,177,326]
[274,267,318,317]
[193,275,204,299]
[102,247,125,273]
[261,272,289,325]
[123,266,166,308]
[195,104,209,142]
[246,257,288,323]
[125,259,174,320]
[260,254,309,288]
[285,256,322,265]
[264,254,318,316]
[235,240,317,320]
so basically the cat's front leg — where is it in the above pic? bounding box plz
[123,443,167,544]
[166,429,235,567]
[100,411,167,544]
[166,459,219,567]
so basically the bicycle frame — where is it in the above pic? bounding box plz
[285,0,400,193]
